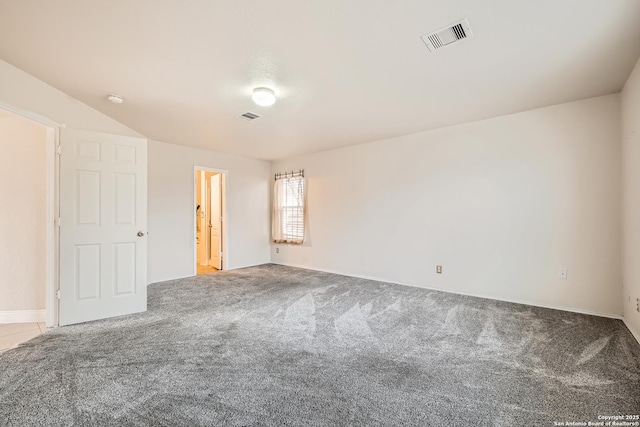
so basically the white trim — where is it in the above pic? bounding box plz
[0,100,65,128]
[45,127,59,327]
[193,166,229,275]
[623,319,640,345]
[0,310,47,324]
[271,261,624,320]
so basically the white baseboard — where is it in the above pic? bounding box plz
[623,319,640,345]
[270,262,623,320]
[0,309,46,324]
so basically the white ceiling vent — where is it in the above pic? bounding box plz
[421,18,473,52]
[239,111,261,121]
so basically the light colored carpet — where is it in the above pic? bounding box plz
[1,264,639,426]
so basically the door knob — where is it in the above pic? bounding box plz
[137,231,145,237]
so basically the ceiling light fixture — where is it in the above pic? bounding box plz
[251,87,276,107]
[107,94,124,104]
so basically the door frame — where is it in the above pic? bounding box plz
[0,101,63,327]
[208,173,222,270]
[193,166,228,274]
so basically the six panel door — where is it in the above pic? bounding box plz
[59,129,147,326]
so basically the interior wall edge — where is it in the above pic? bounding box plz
[270,261,624,321]
[148,262,269,285]
[622,318,640,346]
[621,55,640,345]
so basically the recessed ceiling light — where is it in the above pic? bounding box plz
[107,94,124,104]
[251,87,276,107]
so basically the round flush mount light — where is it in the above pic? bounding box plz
[251,87,276,107]
[107,94,124,104]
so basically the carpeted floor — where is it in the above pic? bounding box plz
[1,264,639,426]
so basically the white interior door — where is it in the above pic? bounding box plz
[209,174,222,270]
[59,129,147,326]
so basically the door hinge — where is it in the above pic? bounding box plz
[56,290,61,299]
[56,145,61,156]
[55,217,61,227]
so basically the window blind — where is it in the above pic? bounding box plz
[272,170,305,244]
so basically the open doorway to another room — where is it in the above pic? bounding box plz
[0,106,57,329]
[195,168,227,275]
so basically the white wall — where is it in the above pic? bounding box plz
[148,140,271,283]
[271,94,622,317]
[622,57,640,341]
[0,113,47,310]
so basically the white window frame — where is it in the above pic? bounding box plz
[272,170,305,244]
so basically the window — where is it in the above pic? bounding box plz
[272,170,305,244]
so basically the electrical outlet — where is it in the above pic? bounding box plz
[436,265,442,274]
[276,247,280,254]
[558,268,568,280]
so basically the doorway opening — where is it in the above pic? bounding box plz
[195,167,227,275]
[0,104,59,327]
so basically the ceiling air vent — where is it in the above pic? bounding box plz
[421,18,473,52]
[239,111,261,121]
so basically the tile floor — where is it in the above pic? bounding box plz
[197,264,220,275]
[0,322,47,354]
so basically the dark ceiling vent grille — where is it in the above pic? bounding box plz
[421,18,473,52]
[239,111,260,121]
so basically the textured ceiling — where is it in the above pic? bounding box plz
[1,0,639,160]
